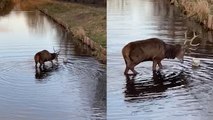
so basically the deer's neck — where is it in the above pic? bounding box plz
[165,44,177,59]
[51,53,55,60]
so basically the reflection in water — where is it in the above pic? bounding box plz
[26,11,46,35]
[35,68,45,79]
[35,64,59,80]
[125,71,187,98]
[58,29,93,57]
[0,10,106,120]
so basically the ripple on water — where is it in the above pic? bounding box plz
[0,10,106,119]
[108,0,213,119]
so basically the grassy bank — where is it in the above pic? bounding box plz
[0,0,11,8]
[0,0,12,10]
[37,0,106,48]
[173,0,209,22]
[0,0,14,16]
[14,0,106,63]
[8,0,106,63]
[171,0,213,29]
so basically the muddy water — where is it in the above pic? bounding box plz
[107,0,213,120]
[0,11,106,120]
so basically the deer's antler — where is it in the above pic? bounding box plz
[53,47,56,53]
[189,32,200,46]
[184,30,200,46]
[184,30,188,45]
[53,47,60,54]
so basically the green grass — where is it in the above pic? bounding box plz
[38,1,106,47]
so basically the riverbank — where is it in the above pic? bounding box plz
[0,0,14,16]
[11,0,106,64]
[0,0,11,8]
[170,0,213,30]
[37,1,106,64]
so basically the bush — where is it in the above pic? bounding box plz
[180,0,209,22]
[0,0,12,9]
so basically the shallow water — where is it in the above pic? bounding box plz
[107,0,213,120]
[0,11,106,120]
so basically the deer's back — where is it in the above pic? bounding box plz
[34,50,52,62]
[128,38,166,62]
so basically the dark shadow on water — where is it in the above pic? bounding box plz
[35,64,59,80]
[125,70,188,98]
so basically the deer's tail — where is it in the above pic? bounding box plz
[122,44,132,67]
[34,53,41,64]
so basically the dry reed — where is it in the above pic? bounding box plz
[180,0,209,22]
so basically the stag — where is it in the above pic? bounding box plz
[122,38,185,75]
[34,48,60,69]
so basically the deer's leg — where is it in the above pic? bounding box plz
[157,60,163,69]
[124,57,139,75]
[129,63,138,75]
[51,60,53,68]
[39,63,42,69]
[43,62,46,69]
[124,66,130,75]
[152,60,158,71]
[39,61,44,70]
[35,62,38,68]
[124,59,130,75]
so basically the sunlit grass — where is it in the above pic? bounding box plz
[38,1,106,47]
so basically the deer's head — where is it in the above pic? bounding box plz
[53,47,60,62]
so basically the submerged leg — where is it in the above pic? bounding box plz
[39,63,42,69]
[157,61,163,69]
[35,62,38,68]
[124,66,130,75]
[124,59,130,75]
[51,60,53,68]
[129,63,138,75]
[43,62,46,69]
[124,58,139,75]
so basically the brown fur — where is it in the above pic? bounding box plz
[34,50,58,69]
[122,38,184,75]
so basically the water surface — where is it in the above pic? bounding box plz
[107,0,213,119]
[0,10,106,120]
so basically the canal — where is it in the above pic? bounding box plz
[107,0,213,120]
[0,5,106,120]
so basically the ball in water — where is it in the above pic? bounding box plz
[192,58,200,67]
[63,57,68,63]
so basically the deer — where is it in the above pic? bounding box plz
[122,31,200,75]
[34,48,60,70]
